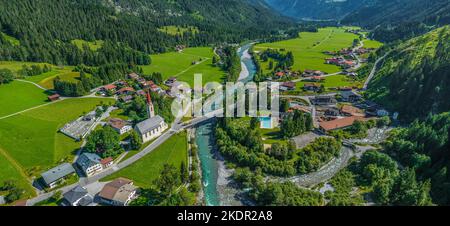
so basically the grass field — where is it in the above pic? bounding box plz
[141,47,225,86]
[255,27,360,74]
[0,81,50,118]
[295,74,362,91]
[0,149,36,198]
[0,98,112,178]
[158,26,199,36]
[30,70,81,90]
[101,132,188,188]
[0,61,51,73]
[71,39,104,51]
[363,39,383,49]
[0,61,79,89]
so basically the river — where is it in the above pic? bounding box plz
[195,43,256,206]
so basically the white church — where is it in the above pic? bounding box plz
[135,91,168,143]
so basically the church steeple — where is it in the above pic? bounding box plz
[146,90,155,118]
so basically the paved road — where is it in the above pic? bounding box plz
[15,79,48,91]
[362,51,391,90]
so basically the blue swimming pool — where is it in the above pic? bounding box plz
[259,117,272,129]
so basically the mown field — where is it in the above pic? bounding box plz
[0,81,49,118]
[26,69,81,90]
[0,149,35,198]
[140,47,225,86]
[0,61,51,73]
[0,98,112,191]
[101,132,188,188]
[255,27,382,74]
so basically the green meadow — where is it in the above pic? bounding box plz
[255,27,359,74]
[0,61,51,73]
[102,132,189,188]
[363,39,383,49]
[0,61,79,90]
[0,81,49,118]
[0,149,35,198]
[29,69,81,90]
[141,47,225,86]
[0,98,112,177]
[255,27,360,74]
[158,26,199,36]
[71,39,104,51]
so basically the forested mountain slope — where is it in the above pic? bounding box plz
[342,0,450,28]
[342,0,450,42]
[0,0,294,66]
[366,26,450,121]
[263,0,375,20]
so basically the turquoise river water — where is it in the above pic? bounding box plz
[195,43,256,206]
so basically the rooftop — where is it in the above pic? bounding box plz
[99,178,137,203]
[135,116,165,134]
[109,118,129,130]
[319,116,363,132]
[63,186,89,204]
[41,163,75,185]
[76,153,101,172]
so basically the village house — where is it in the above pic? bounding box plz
[116,87,135,95]
[303,70,325,77]
[165,77,177,85]
[98,178,138,206]
[280,82,296,91]
[303,83,321,92]
[76,153,103,177]
[101,157,114,168]
[41,163,76,188]
[108,118,132,135]
[102,84,117,92]
[141,80,154,89]
[311,95,337,106]
[305,76,324,82]
[128,73,140,80]
[342,60,357,69]
[341,105,365,117]
[275,71,285,79]
[175,45,186,52]
[339,87,353,92]
[136,90,147,97]
[120,95,134,103]
[341,90,361,102]
[48,94,60,102]
[63,185,93,206]
[319,116,364,133]
[324,107,340,117]
[135,116,168,143]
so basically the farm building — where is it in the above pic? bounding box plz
[48,94,60,102]
[341,105,365,117]
[319,116,364,133]
[41,163,76,188]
